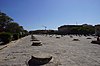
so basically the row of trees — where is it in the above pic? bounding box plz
[0,11,29,44]
[29,30,57,35]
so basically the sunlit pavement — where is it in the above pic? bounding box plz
[0,35,100,66]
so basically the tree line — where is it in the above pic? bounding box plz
[0,11,29,44]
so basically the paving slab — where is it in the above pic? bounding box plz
[0,35,100,66]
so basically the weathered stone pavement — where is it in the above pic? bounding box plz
[0,35,100,66]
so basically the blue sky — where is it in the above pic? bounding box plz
[0,0,100,30]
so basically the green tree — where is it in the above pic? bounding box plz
[0,11,13,32]
[6,22,21,33]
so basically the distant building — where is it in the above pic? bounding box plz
[95,25,100,36]
[58,25,82,35]
[58,24,94,35]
